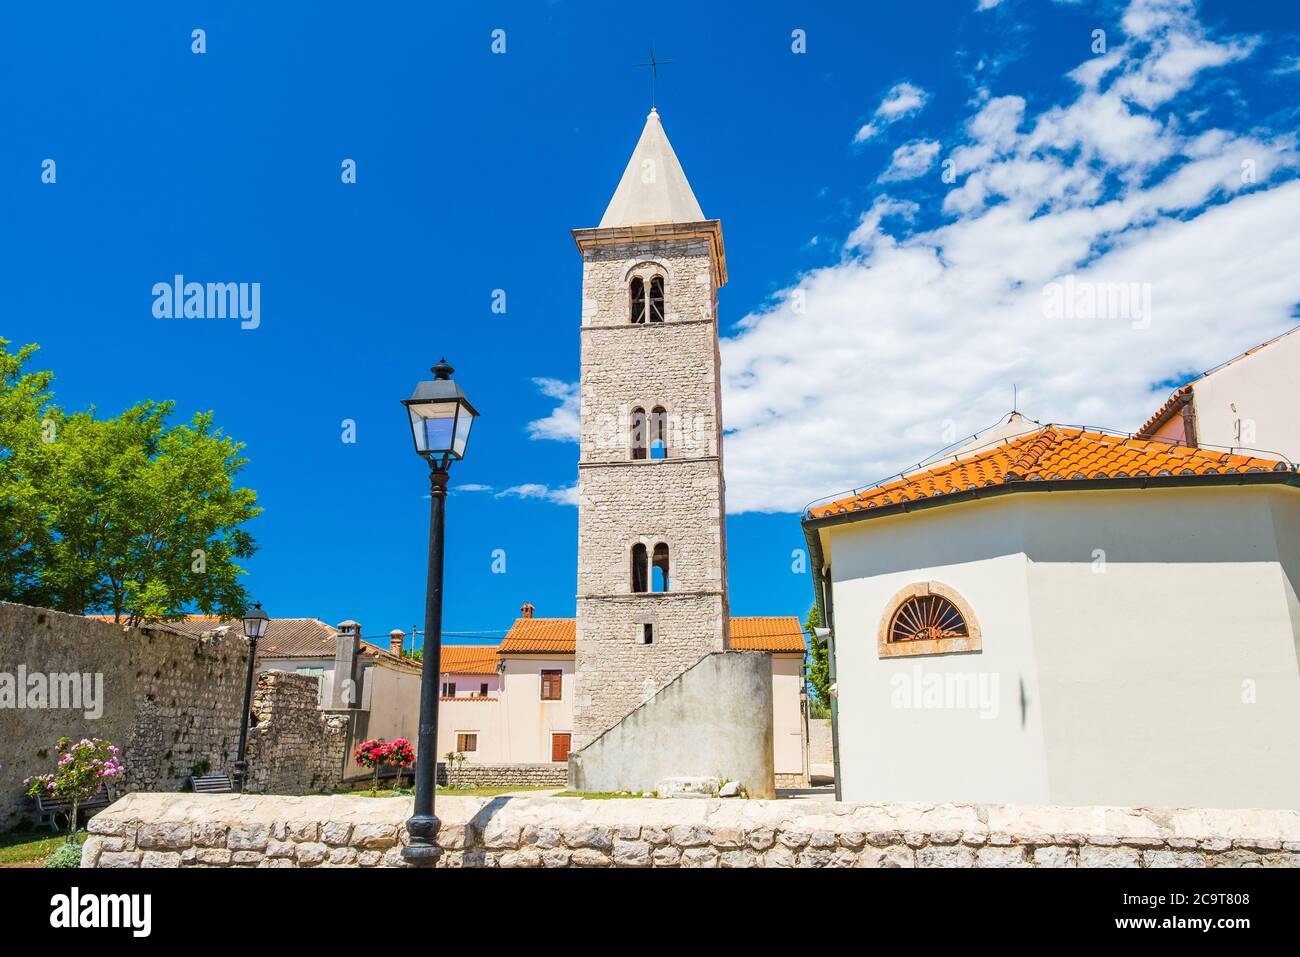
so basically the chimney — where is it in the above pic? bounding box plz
[389,629,405,657]
[521,602,535,619]
[337,619,362,639]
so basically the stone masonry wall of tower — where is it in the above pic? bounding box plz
[573,236,730,750]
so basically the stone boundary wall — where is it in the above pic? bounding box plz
[439,763,568,788]
[0,602,248,831]
[244,671,352,795]
[82,792,1300,868]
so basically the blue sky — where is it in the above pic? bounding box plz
[5,1,1299,646]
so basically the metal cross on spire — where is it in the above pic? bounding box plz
[634,47,675,109]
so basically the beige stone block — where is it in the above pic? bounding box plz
[917,845,975,867]
[652,846,681,867]
[227,824,271,851]
[140,850,181,868]
[494,847,539,868]
[1079,846,1141,868]
[976,846,1029,868]
[1032,846,1077,868]
[542,849,572,867]
[321,821,353,846]
[352,824,398,849]
[683,847,719,868]
[328,847,359,866]
[1142,850,1205,868]
[295,842,328,866]
[99,851,142,868]
[137,822,192,850]
[571,848,610,867]
[720,849,755,868]
[614,841,651,867]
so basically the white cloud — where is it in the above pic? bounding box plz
[854,81,930,142]
[496,483,579,506]
[525,378,580,441]
[879,139,942,182]
[977,0,1005,9]
[718,0,1298,513]
[455,483,494,493]
[1275,55,1300,75]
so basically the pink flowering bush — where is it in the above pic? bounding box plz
[24,737,124,838]
[388,738,415,792]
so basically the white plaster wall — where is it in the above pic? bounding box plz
[1189,330,1300,459]
[1021,486,1300,809]
[827,485,1300,809]
[771,654,806,775]
[828,496,1049,805]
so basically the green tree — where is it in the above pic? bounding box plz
[804,604,832,710]
[0,340,260,624]
[0,340,56,606]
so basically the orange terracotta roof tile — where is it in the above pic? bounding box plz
[730,616,807,652]
[498,616,805,654]
[437,645,501,675]
[499,618,576,654]
[807,426,1295,521]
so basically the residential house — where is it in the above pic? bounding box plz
[435,605,811,786]
[1137,325,1300,458]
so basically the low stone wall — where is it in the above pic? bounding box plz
[244,671,352,795]
[82,792,1300,868]
[439,763,568,789]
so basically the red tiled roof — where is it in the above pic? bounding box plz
[1135,384,1192,439]
[437,645,500,675]
[499,618,576,654]
[808,426,1295,520]
[498,616,804,654]
[730,616,807,652]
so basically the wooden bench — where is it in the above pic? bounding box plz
[187,772,234,794]
[34,788,111,832]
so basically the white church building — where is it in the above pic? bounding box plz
[803,419,1300,810]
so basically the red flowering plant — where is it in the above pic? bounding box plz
[24,737,124,839]
[388,739,415,792]
[354,738,392,792]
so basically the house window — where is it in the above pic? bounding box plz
[890,595,967,643]
[649,406,667,459]
[478,682,489,697]
[630,407,647,460]
[630,277,646,324]
[631,543,648,593]
[648,276,665,322]
[551,733,572,762]
[456,732,477,753]
[878,581,982,658]
[642,623,654,645]
[441,681,456,697]
[540,669,563,701]
[651,543,670,592]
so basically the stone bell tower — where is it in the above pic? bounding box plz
[571,108,730,750]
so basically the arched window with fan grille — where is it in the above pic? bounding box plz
[877,582,982,658]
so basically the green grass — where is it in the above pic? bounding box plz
[551,791,654,800]
[0,828,71,866]
[346,785,558,799]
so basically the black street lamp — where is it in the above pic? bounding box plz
[234,602,269,792]
[400,358,478,864]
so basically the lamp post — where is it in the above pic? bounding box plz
[400,358,479,865]
[234,602,269,792]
